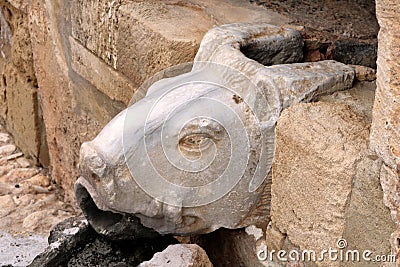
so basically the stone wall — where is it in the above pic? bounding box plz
[371,0,400,263]
[0,1,48,166]
[270,90,395,266]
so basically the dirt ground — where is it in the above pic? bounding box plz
[0,122,76,237]
[251,0,378,42]
[0,122,77,265]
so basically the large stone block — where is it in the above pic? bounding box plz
[28,0,127,202]
[69,37,138,105]
[270,97,395,266]
[3,64,47,165]
[371,1,400,264]
[371,0,400,171]
[70,0,290,90]
[0,1,48,166]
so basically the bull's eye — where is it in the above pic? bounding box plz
[177,117,224,160]
[179,133,213,160]
[180,133,212,150]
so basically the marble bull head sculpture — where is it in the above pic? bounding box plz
[75,23,354,239]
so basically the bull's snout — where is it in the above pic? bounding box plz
[75,179,160,240]
[76,142,161,240]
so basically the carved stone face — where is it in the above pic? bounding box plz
[75,23,354,238]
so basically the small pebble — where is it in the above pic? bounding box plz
[349,64,376,81]
[7,152,23,161]
[0,144,16,156]
[21,174,50,187]
[0,133,10,143]
[16,158,31,168]
[0,165,12,176]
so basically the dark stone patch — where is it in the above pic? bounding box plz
[326,39,377,68]
[249,0,378,68]
[28,216,178,267]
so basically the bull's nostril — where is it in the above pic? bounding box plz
[81,142,106,178]
[85,155,106,177]
[91,173,100,182]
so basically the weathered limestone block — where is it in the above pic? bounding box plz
[371,1,400,264]
[371,1,400,172]
[70,0,290,104]
[380,164,400,226]
[0,1,48,166]
[3,63,49,166]
[139,244,213,267]
[380,165,400,265]
[28,0,127,203]
[69,37,138,105]
[318,81,376,124]
[114,2,210,85]
[6,0,29,12]
[271,100,395,266]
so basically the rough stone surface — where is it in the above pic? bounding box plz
[370,1,400,264]
[380,164,400,227]
[0,144,15,155]
[371,1,400,172]
[252,0,378,68]
[0,123,74,236]
[327,39,377,68]
[0,1,48,166]
[252,0,378,42]
[71,0,290,85]
[29,0,127,204]
[271,100,395,266]
[349,65,376,82]
[0,133,10,143]
[0,230,47,266]
[29,216,179,267]
[69,37,138,106]
[139,244,213,267]
[16,157,31,168]
[317,81,376,124]
[0,124,74,266]
[195,226,303,267]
